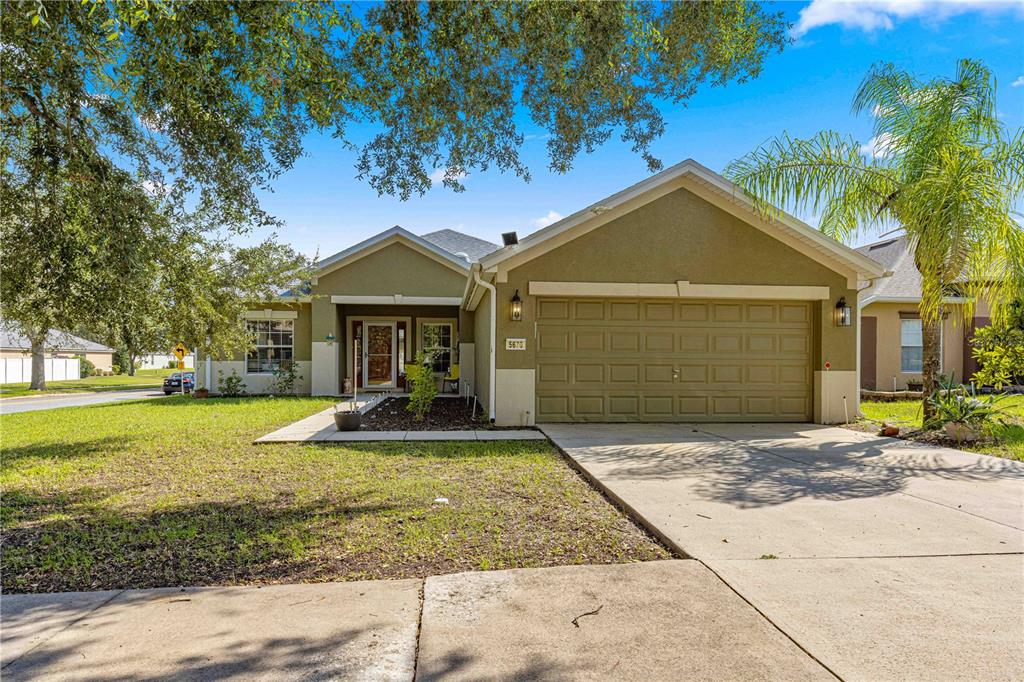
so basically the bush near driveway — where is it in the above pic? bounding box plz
[859,397,1024,461]
[1,397,667,593]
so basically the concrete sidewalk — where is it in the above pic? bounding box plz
[541,423,1024,681]
[2,561,832,681]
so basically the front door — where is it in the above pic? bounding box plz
[363,322,396,388]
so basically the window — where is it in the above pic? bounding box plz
[900,318,942,373]
[421,322,452,373]
[246,319,293,373]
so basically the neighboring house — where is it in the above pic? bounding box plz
[140,352,195,370]
[856,236,990,391]
[0,327,115,372]
[198,159,886,425]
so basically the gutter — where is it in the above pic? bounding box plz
[472,266,497,423]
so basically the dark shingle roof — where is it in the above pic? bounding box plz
[420,229,500,262]
[0,327,114,353]
[856,236,921,299]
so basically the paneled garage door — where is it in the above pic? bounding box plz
[535,298,813,422]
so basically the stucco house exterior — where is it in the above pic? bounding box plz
[856,236,991,392]
[197,159,888,425]
[0,327,115,372]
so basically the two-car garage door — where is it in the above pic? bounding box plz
[535,298,813,422]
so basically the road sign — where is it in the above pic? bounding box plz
[177,361,185,370]
[172,343,188,361]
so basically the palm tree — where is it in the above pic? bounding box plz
[725,59,1023,423]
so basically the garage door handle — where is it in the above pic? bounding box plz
[672,368,680,380]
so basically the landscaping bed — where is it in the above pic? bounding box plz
[853,397,1024,461]
[360,396,524,431]
[1,396,668,593]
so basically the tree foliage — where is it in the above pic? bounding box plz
[725,59,1024,419]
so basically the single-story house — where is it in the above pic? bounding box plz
[0,327,115,372]
[856,236,991,391]
[197,159,888,425]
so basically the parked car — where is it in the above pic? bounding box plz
[163,371,195,395]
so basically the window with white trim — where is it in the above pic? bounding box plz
[246,319,294,374]
[900,318,942,373]
[421,322,452,373]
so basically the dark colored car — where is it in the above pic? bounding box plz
[163,371,195,395]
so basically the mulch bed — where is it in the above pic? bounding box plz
[362,396,502,431]
[843,421,998,450]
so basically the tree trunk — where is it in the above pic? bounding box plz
[127,351,136,376]
[921,317,942,425]
[28,330,47,391]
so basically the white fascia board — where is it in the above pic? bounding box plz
[330,295,462,306]
[861,295,971,307]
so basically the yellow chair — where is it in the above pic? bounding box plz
[442,364,460,394]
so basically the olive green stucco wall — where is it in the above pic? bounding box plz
[313,242,467,298]
[493,187,859,373]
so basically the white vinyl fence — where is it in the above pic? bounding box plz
[140,353,194,369]
[1,357,81,384]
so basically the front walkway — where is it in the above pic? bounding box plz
[541,422,1024,680]
[255,399,544,443]
[2,562,830,681]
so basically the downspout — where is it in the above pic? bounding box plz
[473,267,497,423]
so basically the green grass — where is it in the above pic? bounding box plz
[860,396,1024,461]
[0,397,668,593]
[0,368,179,397]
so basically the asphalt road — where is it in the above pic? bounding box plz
[0,388,169,415]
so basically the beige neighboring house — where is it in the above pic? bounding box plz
[0,328,115,372]
[856,236,990,391]
[198,159,887,425]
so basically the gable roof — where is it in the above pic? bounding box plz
[0,327,114,353]
[313,225,472,282]
[856,236,922,300]
[478,159,888,282]
[421,229,499,262]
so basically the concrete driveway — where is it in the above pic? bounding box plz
[541,423,1024,681]
[0,389,168,414]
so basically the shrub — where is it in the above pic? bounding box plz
[167,359,178,369]
[406,352,437,421]
[971,324,1024,389]
[218,369,246,397]
[77,356,96,378]
[269,361,302,396]
[927,376,1010,429]
[111,364,121,375]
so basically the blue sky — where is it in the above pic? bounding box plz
[247,1,1024,259]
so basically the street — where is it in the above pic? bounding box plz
[0,389,169,415]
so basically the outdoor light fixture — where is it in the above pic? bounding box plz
[834,297,852,327]
[325,333,336,345]
[510,289,523,321]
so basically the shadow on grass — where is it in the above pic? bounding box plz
[2,494,398,594]
[0,435,138,466]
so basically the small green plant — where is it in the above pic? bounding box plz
[76,355,96,378]
[927,376,1009,429]
[269,361,302,396]
[218,369,246,397]
[111,363,121,375]
[759,554,778,560]
[167,359,178,369]
[406,352,437,421]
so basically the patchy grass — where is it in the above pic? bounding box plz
[1,396,668,593]
[860,396,1024,461]
[0,369,177,398]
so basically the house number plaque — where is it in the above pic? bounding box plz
[505,338,527,351]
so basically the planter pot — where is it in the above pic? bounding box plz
[945,422,979,443]
[334,411,362,431]
[194,388,209,399]
[879,425,900,437]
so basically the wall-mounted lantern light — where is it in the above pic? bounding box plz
[510,289,523,321]
[834,297,852,327]
[325,333,336,345]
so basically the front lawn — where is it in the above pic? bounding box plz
[859,396,1024,461]
[1,397,668,593]
[0,369,176,397]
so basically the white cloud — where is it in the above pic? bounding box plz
[860,133,894,159]
[429,168,467,186]
[530,210,564,229]
[792,0,1023,38]
[141,179,170,196]
[1012,76,1024,88]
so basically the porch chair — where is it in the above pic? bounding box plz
[442,364,460,395]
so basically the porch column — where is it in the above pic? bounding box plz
[311,299,340,395]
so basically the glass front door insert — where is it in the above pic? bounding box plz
[363,322,396,387]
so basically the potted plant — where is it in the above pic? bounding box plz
[927,378,1008,444]
[194,387,209,399]
[334,404,361,431]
